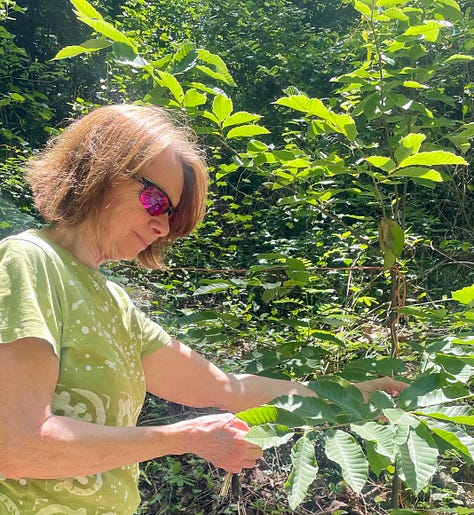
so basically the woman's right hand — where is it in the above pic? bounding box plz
[179,413,263,473]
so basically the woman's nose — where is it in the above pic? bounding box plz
[150,213,170,238]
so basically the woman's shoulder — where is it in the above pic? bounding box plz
[0,228,57,262]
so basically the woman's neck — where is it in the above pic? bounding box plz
[43,224,104,269]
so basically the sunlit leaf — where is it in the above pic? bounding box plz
[402,81,429,89]
[366,155,396,172]
[156,71,184,104]
[51,38,112,60]
[403,21,446,43]
[391,167,443,182]
[398,151,468,168]
[325,430,368,493]
[69,0,103,20]
[383,409,420,428]
[193,283,233,296]
[183,89,207,108]
[212,94,233,124]
[274,95,356,140]
[74,16,137,50]
[420,408,474,427]
[271,395,339,424]
[227,125,270,139]
[423,418,474,463]
[222,111,261,128]
[384,7,409,20]
[285,436,318,510]
[452,284,474,305]
[394,133,426,164]
[353,0,372,17]
[244,424,294,450]
[429,426,473,462]
[237,404,308,428]
[197,49,236,86]
[445,54,474,63]
[398,425,438,493]
[351,421,396,460]
[433,354,474,383]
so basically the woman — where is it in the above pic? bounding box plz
[0,104,406,514]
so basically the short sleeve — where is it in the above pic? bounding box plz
[136,310,173,355]
[106,280,172,356]
[0,237,63,354]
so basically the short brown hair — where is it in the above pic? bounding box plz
[26,104,208,268]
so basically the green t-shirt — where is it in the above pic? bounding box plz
[0,229,172,514]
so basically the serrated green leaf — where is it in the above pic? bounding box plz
[285,436,318,510]
[244,423,294,450]
[274,95,356,140]
[325,430,368,493]
[156,71,184,104]
[308,379,371,421]
[398,373,447,408]
[418,406,474,427]
[167,42,198,74]
[183,88,207,108]
[227,125,270,139]
[403,21,444,43]
[51,38,111,60]
[398,151,468,168]
[237,404,308,428]
[427,426,473,463]
[391,167,443,182]
[74,16,137,51]
[237,405,278,425]
[383,409,420,428]
[196,49,236,86]
[52,45,97,60]
[433,354,474,383]
[222,111,261,128]
[366,155,396,172]
[351,422,396,460]
[423,418,474,463]
[394,133,426,164]
[212,94,233,124]
[271,395,339,424]
[398,425,438,493]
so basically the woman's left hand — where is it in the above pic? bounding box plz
[353,376,408,402]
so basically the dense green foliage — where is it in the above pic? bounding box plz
[1,0,473,513]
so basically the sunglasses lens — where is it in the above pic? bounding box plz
[140,187,171,216]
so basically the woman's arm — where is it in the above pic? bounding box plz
[141,339,408,412]
[0,338,261,479]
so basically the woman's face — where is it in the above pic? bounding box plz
[93,148,184,262]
